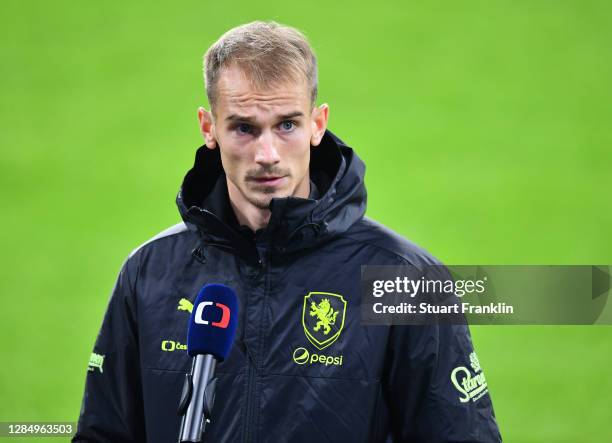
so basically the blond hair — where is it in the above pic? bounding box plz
[204,21,318,110]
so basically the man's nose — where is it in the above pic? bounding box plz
[254,131,281,165]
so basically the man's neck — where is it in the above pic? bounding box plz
[228,198,271,232]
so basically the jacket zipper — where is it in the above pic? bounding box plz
[244,361,256,443]
[243,248,267,443]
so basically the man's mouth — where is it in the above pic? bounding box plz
[251,175,286,186]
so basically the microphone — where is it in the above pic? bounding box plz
[177,284,239,443]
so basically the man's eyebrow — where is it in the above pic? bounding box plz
[225,111,305,123]
[225,114,255,122]
[278,111,304,120]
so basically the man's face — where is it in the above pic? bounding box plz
[198,65,328,210]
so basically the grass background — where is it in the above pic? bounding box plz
[1,1,611,441]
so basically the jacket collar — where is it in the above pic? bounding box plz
[176,129,367,254]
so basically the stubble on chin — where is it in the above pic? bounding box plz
[244,182,290,210]
[249,195,273,210]
[241,185,272,210]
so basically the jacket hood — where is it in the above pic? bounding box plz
[176,129,366,254]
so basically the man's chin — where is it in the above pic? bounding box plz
[247,190,290,209]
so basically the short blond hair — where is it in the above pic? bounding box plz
[204,21,318,110]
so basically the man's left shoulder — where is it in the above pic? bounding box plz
[341,216,442,267]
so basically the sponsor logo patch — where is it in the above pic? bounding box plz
[451,351,489,403]
[292,292,347,367]
[177,298,194,313]
[292,347,343,367]
[88,352,104,373]
[161,339,187,352]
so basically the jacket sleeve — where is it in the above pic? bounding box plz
[383,321,503,442]
[73,259,146,442]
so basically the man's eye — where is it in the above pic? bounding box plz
[280,120,295,132]
[236,123,252,134]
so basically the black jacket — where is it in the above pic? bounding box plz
[74,130,502,442]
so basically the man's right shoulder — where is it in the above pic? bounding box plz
[127,222,196,260]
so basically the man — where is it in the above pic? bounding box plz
[74,21,502,442]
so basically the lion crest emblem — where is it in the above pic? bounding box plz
[310,298,339,334]
[302,292,347,350]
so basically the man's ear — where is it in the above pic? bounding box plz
[198,106,218,149]
[310,103,329,147]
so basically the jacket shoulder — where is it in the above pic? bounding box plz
[342,216,442,267]
[128,222,193,259]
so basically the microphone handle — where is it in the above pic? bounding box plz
[178,354,218,443]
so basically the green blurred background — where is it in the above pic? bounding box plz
[1,1,611,441]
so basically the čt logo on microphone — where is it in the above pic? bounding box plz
[194,302,230,328]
